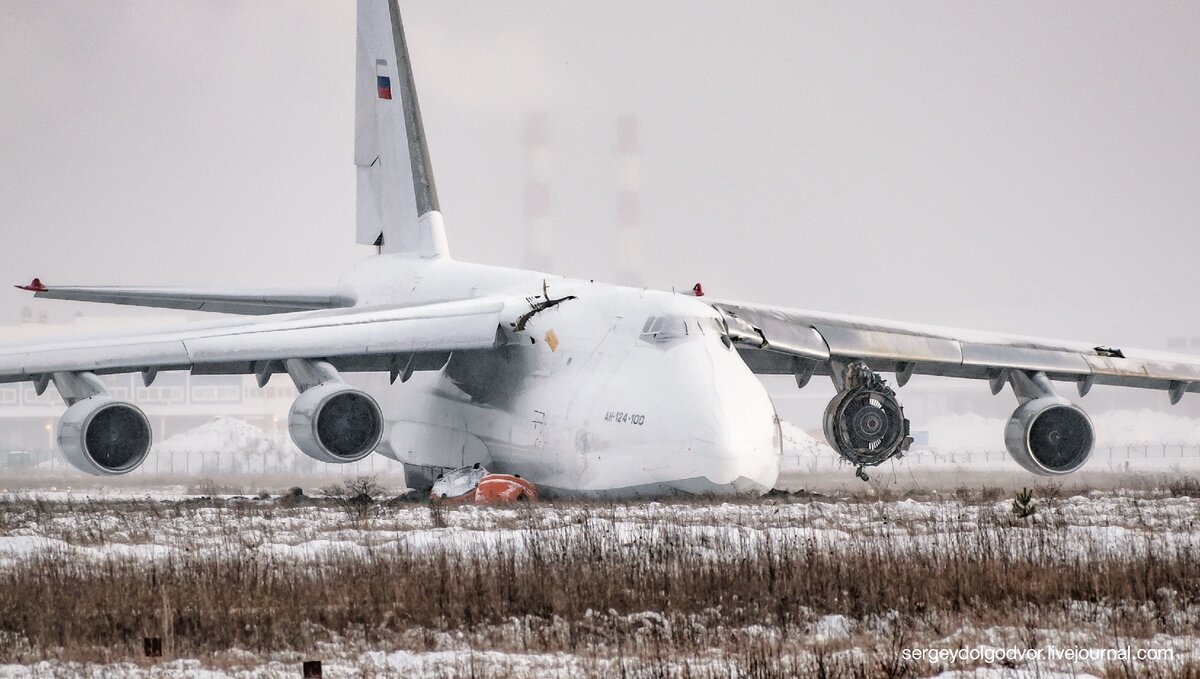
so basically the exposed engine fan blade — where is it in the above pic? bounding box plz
[822,360,913,480]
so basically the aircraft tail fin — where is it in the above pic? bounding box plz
[355,0,449,258]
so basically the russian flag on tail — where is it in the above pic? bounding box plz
[376,59,392,100]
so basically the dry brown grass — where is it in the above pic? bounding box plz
[0,492,1193,677]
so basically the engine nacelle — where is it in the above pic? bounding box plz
[288,383,383,464]
[57,397,152,476]
[1004,397,1094,475]
[823,361,912,480]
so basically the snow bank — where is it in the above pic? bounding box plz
[779,421,837,474]
[1092,409,1200,446]
[920,413,1004,451]
[154,417,289,474]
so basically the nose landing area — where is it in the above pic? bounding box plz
[665,473,775,496]
[685,358,782,493]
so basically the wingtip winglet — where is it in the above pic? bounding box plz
[14,278,46,293]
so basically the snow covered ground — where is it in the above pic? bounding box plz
[0,414,1198,676]
[0,489,1195,565]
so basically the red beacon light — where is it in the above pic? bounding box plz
[15,278,47,292]
[691,282,705,297]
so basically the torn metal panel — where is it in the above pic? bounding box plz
[723,314,766,348]
[712,303,829,359]
[513,282,576,332]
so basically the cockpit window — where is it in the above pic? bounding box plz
[640,315,722,343]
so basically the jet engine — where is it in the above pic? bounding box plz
[1004,398,1094,475]
[288,383,383,463]
[823,361,912,480]
[57,397,152,475]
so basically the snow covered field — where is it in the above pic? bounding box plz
[0,488,1196,565]
[0,488,1195,677]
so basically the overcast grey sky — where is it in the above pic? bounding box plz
[2,1,1199,349]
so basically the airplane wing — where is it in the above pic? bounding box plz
[712,300,1200,402]
[14,278,355,315]
[0,298,504,386]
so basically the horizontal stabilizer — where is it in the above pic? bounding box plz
[14,279,356,315]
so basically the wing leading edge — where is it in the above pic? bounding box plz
[714,300,1200,401]
[0,298,504,385]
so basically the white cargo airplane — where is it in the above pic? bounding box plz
[4,1,1199,495]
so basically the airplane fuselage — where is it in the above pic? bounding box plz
[341,256,782,496]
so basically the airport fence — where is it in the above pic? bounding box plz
[790,443,1200,473]
[6,442,1200,482]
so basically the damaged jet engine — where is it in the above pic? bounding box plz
[822,361,913,481]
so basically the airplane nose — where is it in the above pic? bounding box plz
[675,342,781,493]
[688,395,781,493]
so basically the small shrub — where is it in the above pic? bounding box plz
[1012,487,1036,519]
[322,476,383,521]
[428,500,448,529]
[1168,476,1200,498]
[979,486,1004,502]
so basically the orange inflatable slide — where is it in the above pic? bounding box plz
[430,464,538,504]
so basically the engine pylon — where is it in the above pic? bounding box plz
[822,361,913,481]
